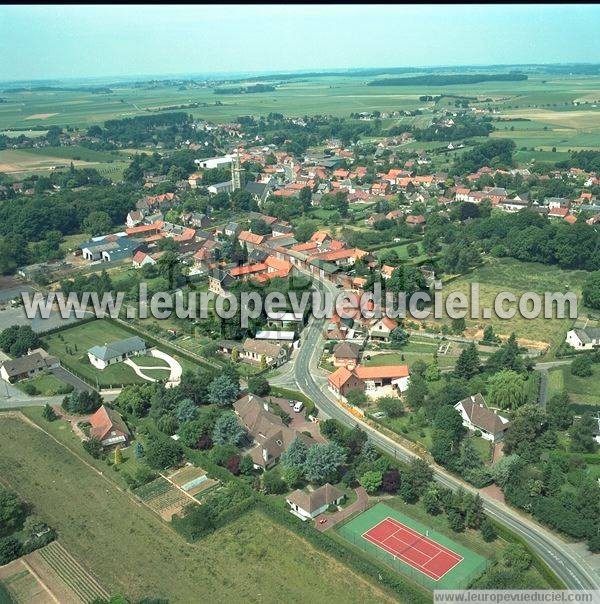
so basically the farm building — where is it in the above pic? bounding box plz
[87,336,146,370]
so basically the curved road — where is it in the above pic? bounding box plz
[290,276,599,591]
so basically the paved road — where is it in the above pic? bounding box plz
[290,275,599,591]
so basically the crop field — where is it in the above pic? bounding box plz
[133,476,191,520]
[0,415,394,603]
[1,75,599,154]
[167,464,220,497]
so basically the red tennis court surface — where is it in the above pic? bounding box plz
[362,517,463,580]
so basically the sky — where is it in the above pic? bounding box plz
[1,4,600,82]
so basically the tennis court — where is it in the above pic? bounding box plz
[363,516,462,580]
[337,503,488,590]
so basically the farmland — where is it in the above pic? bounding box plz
[1,73,600,156]
[0,414,395,603]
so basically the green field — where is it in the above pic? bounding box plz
[1,74,600,154]
[440,258,588,353]
[337,503,488,590]
[0,415,395,603]
[42,319,190,387]
[547,363,600,407]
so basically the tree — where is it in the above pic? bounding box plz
[134,442,144,459]
[447,508,465,532]
[502,543,532,572]
[425,361,441,382]
[381,469,401,494]
[144,434,183,469]
[571,355,593,377]
[62,390,102,415]
[451,317,466,334]
[405,374,428,409]
[582,271,600,309]
[378,396,404,418]
[248,376,270,396]
[83,437,103,459]
[82,210,112,236]
[359,470,383,494]
[433,405,466,443]
[487,369,525,410]
[263,469,287,494]
[281,437,309,469]
[303,442,347,484]
[454,343,480,380]
[569,414,597,453]
[389,327,409,348]
[482,324,499,343]
[346,388,367,407]
[175,398,198,424]
[480,517,497,542]
[114,447,123,465]
[491,454,521,488]
[282,465,303,488]
[0,486,24,534]
[0,536,21,565]
[0,325,41,357]
[207,374,239,407]
[422,488,442,515]
[212,413,245,446]
[546,391,574,430]
[239,455,254,476]
[42,403,57,421]
[486,333,524,374]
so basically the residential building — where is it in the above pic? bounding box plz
[87,336,146,370]
[369,317,399,342]
[286,484,345,520]
[233,394,314,469]
[566,327,600,350]
[89,405,131,448]
[0,349,59,383]
[241,338,289,367]
[454,393,510,442]
[332,341,361,368]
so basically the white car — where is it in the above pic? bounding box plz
[293,401,304,413]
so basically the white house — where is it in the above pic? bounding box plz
[566,328,600,350]
[286,483,345,520]
[454,394,510,442]
[87,336,146,370]
[194,155,234,170]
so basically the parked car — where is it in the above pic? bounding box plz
[293,401,304,413]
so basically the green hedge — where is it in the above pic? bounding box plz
[490,519,565,589]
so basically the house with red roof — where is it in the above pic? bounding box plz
[327,364,410,400]
[369,317,399,342]
[89,405,131,448]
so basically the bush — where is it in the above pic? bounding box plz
[571,355,593,377]
[22,383,39,395]
[83,437,103,459]
[248,376,271,396]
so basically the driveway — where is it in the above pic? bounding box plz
[267,396,325,442]
[51,366,92,392]
[315,487,368,531]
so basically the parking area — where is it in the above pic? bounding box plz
[266,396,326,442]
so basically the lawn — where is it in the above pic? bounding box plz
[15,372,72,396]
[336,502,488,590]
[0,414,395,603]
[42,319,195,387]
[439,258,588,354]
[547,363,600,408]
